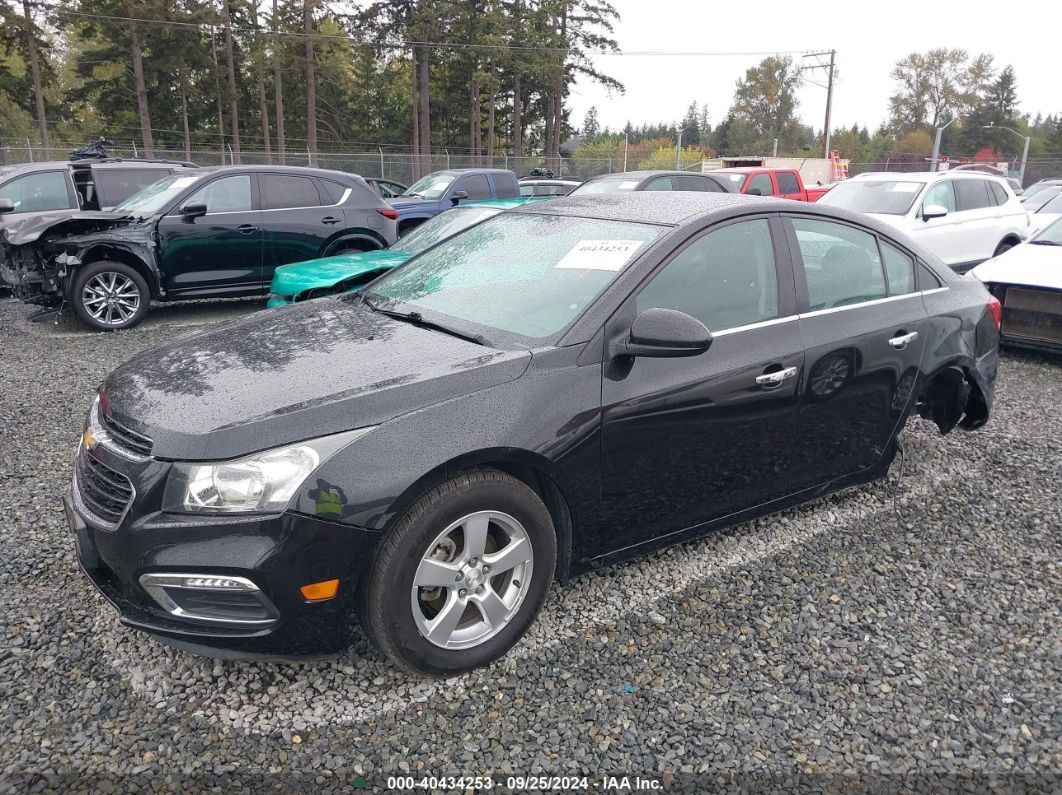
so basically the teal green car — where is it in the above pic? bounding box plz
[267,197,547,307]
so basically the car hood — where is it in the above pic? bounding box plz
[1,210,136,246]
[271,249,411,296]
[971,243,1062,291]
[102,298,531,460]
[864,213,910,229]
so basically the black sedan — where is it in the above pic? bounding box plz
[1,166,398,330]
[570,169,737,195]
[67,193,999,675]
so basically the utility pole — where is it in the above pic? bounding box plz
[801,50,837,159]
[675,128,683,169]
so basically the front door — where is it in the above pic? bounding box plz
[911,179,966,267]
[786,216,928,489]
[598,217,803,554]
[157,173,264,295]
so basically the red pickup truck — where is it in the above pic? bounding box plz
[712,167,832,202]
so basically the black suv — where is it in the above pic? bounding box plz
[1,165,399,330]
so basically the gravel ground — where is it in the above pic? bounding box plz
[0,296,1059,793]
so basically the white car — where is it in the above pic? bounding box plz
[1022,187,1062,237]
[819,171,1030,273]
[971,217,1062,353]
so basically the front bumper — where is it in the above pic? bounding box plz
[266,292,295,309]
[66,472,381,657]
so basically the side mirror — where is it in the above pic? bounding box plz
[922,204,948,221]
[619,307,713,358]
[450,190,468,204]
[181,201,208,220]
[747,187,763,196]
[0,198,15,214]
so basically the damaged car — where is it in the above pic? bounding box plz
[1,165,398,330]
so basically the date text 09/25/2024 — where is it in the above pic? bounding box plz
[385,775,663,791]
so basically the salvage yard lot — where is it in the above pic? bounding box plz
[0,296,1059,791]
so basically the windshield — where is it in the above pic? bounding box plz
[367,212,661,341]
[114,173,201,215]
[1023,187,1062,211]
[717,173,749,189]
[818,180,923,215]
[1033,217,1062,244]
[1022,182,1059,200]
[395,205,501,254]
[570,176,643,195]
[401,172,457,199]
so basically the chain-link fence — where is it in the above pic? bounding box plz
[0,141,639,184]
[849,155,1062,187]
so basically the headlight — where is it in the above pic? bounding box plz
[163,427,375,514]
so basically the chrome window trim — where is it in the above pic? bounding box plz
[138,572,278,626]
[166,180,352,217]
[712,315,798,337]
[798,287,950,320]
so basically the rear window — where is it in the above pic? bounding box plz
[319,179,349,203]
[987,181,1008,206]
[260,174,323,209]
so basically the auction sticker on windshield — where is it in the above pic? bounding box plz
[555,239,645,271]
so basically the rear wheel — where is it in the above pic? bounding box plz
[71,261,150,331]
[360,468,556,676]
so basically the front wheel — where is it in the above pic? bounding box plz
[359,468,556,676]
[993,240,1016,257]
[71,261,150,331]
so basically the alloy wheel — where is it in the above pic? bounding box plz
[81,272,141,326]
[410,510,534,650]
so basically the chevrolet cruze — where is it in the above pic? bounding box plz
[67,193,999,675]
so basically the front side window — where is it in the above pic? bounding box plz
[776,172,800,194]
[0,171,71,213]
[793,218,886,310]
[368,213,660,341]
[746,173,773,196]
[637,219,778,331]
[260,174,322,209]
[187,175,253,213]
[455,174,491,200]
[921,180,956,213]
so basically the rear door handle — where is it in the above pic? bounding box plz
[321,216,341,225]
[237,224,259,235]
[755,366,798,387]
[888,331,919,349]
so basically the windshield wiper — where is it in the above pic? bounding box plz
[361,295,492,347]
[1029,239,1062,246]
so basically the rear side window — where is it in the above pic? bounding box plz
[955,179,991,211]
[673,176,705,192]
[187,175,253,213]
[645,177,673,191]
[0,171,71,213]
[94,168,172,206]
[881,241,916,295]
[987,181,1008,206]
[918,262,944,290]
[637,219,778,331]
[746,173,773,196]
[702,177,726,193]
[493,176,519,199]
[260,174,323,209]
[792,218,886,310]
[776,171,800,194]
[318,179,349,203]
[455,174,491,200]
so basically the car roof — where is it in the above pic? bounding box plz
[509,191,783,225]
[180,164,362,181]
[0,159,194,175]
[586,170,710,181]
[853,170,1008,184]
[714,166,792,173]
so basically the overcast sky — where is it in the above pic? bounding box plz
[569,0,1058,138]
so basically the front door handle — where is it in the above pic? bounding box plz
[888,331,919,349]
[755,366,798,387]
[321,216,341,225]
[237,224,259,235]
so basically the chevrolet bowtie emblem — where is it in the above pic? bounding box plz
[83,428,100,449]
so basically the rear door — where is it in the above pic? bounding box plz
[157,173,264,295]
[785,215,927,489]
[953,178,1000,263]
[259,172,337,279]
[598,216,803,551]
[0,169,76,214]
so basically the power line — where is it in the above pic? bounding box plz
[54,9,819,58]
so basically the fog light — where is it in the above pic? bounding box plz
[300,579,339,602]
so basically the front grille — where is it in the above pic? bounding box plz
[76,453,134,527]
[1003,287,1062,346]
[101,413,153,457]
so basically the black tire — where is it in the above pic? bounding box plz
[359,468,557,676]
[993,240,1016,257]
[71,260,150,331]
